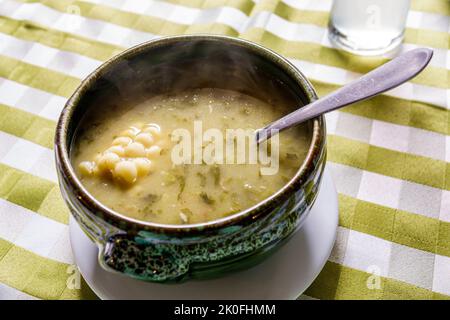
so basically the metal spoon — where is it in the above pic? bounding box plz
[256,48,433,143]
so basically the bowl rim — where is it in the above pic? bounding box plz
[55,34,325,234]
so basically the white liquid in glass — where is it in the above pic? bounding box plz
[329,0,410,55]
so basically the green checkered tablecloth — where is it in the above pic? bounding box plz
[0,0,449,300]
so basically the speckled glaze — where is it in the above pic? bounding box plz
[55,35,326,283]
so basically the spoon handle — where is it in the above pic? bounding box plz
[258,48,433,142]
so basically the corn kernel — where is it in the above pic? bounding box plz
[105,145,125,157]
[143,124,161,138]
[113,160,137,184]
[121,126,140,138]
[179,212,189,224]
[135,132,154,147]
[79,161,94,176]
[133,158,152,176]
[124,142,146,158]
[97,152,120,172]
[112,136,132,146]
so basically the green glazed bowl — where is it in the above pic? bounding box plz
[55,35,326,283]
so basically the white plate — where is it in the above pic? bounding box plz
[70,168,338,300]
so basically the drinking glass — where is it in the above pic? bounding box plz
[328,0,411,55]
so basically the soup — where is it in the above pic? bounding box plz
[72,88,310,225]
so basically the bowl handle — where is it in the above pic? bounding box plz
[99,234,191,283]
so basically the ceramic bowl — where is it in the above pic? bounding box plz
[55,35,326,283]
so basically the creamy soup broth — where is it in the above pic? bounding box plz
[72,88,311,225]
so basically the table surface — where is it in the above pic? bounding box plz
[0,0,448,300]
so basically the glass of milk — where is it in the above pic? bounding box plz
[328,0,411,55]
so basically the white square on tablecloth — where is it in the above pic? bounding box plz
[421,12,450,32]
[72,58,101,80]
[358,171,402,209]
[325,111,339,134]
[171,6,200,25]
[120,30,155,48]
[29,149,57,183]
[296,0,331,12]
[428,48,447,69]
[1,139,47,174]
[78,19,107,42]
[398,181,442,219]
[122,0,149,13]
[445,135,450,162]
[413,84,447,112]
[0,132,18,159]
[446,51,450,70]
[0,37,33,60]
[313,64,347,85]
[14,1,58,25]
[16,86,51,115]
[407,127,446,161]
[0,283,37,300]
[290,60,315,80]
[439,190,450,223]
[39,95,66,121]
[0,199,31,243]
[389,243,435,290]
[52,12,84,35]
[51,51,81,77]
[447,89,450,109]
[47,228,74,265]
[343,230,392,277]
[344,70,361,83]
[320,30,332,47]
[103,0,126,7]
[22,43,58,68]
[14,214,67,259]
[98,23,132,47]
[296,23,326,44]
[369,120,410,153]
[0,0,21,20]
[329,227,349,265]
[406,10,422,29]
[329,162,363,198]
[433,255,450,296]
[335,112,373,143]
[145,0,172,18]
[0,79,28,107]
[388,81,413,99]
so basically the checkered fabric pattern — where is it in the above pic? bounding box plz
[0,0,448,300]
